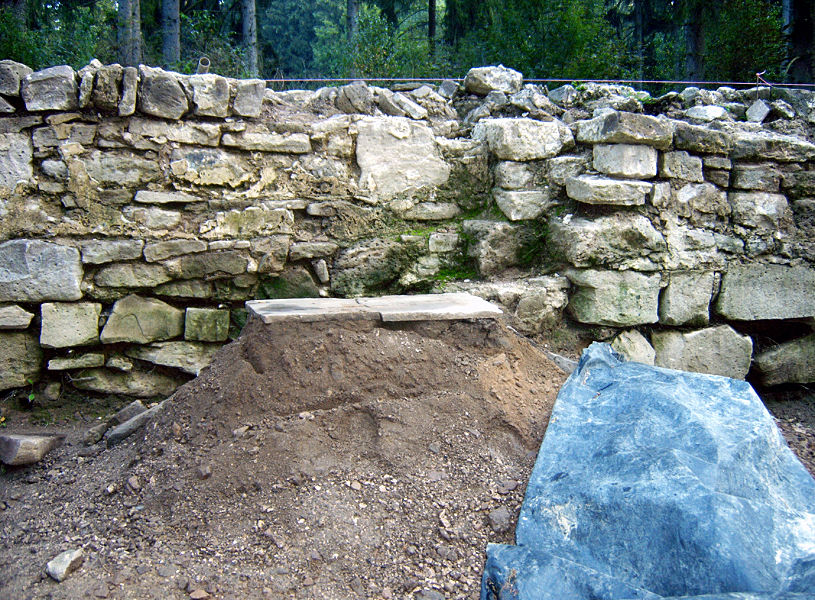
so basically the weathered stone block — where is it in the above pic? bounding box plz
[652,325,753,379]
[0,240,82,301]
[659,271,715,326]
[48,353,105,370]
[610,329,655,365]
[21,65,78,111]
[673,121,731,154]
[40,302,101,348]
[0,59,33,96]
[754,333,815,386]
[221,131,310,153]
[593,144,657,179]
[134,190,202,205]
[731,130,815,162]
[122,206,181,230]
[80,239,144,265]
[0,304,34,329]
[100,295,184,344]
[729,191,790,230]
[428,233,459,253]
[575,111,673,149]
[288,242,339,261]
[550,213,665,271]
[188,73,229,117]
[330,239,409,297]
[401,202,460,221]
[170,147,253,188]
[472,117,572,161]
[493,160,541,190]
[356,116,450,202]
[336,81,375,114]
[94,263,172,288]
[126,341,220,375]
[746,99,771,123]
[232,79,265,117]
[660,151,704,182]
[118,66,137,116]
[731,164,782,192]
[91,64,123,111]
[464,65,523,95]
[164,251,249,279]
[0,332,41,391]
[137,65,188,119]
[493,189,552,221]
[199,207,293,239]
[565,174,652,206]
[1,433,63,466]
[129,118,221,146]
[462,220,523,277]
[143,239,207,262]
[663,218,722,270]
[0,132,33,191]
[565,269,662,326]
[82,150,160,186]
[73,369,181,398]
[185,308,229,342]
[716,264,815,320]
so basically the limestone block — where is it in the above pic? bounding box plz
[575,111,673,149]
[729,191,790,230]
[565,174,652,206]
[252,235,291,275]
[438,79,460,99]
[685,105,729,121]
[703,156,732,170]
[716,264,815,321]
[336,81,375,114]
[94,263,172,288]
[663,218,722,270]
[188,73,229,117]
[428,233,459,253]
[143,240,207,263]
[100,295,184,344]
[565,269,662,326]
[118,66,138,116]
[658,271,716,326]
[472,117,572,161]
[667,182,730,222]
[378,89,428,120]
[0,59,33,96]
[494,161,540,190]
[510,277,570,333]
[755,333,815,386]
[164,251,249,279]
[82,150,160,186]
[288,242,339,261]
[548,84,580,107]
[80,240,144,265]
[1,433,63,466]
[464,65,523,95]
[0,132,33,191]
[673,121,731,154]
[122,206,181,230]
[185,308,229,342]
[40,302,101,348]
[137,65,188,119]
[48,353,105,370]
[312,259,330,284]
[155,280,213,298]
[356,116,450,202]
[461,220,523,277]
[731,165,781,192]
[126,341,220,376]
[493,189,552,221]
[659,151,704,182]
[782,171,815,198]
[731,130,815,162]
[221,131,311,153]
[73,369,181,398]
[170,147,252,188]
[199,207,293,239]
[21,65,78,111]
[746,99,771,123]
[232,79,265,117]
[128,118,221,146]
[0,304,34,329]
[0,96,14,113]
[0,240,82,301]
[550,213,665,271]
[593,144,657,179]
[610,329,655,365]
[0,332,42,391]
[652,325,752,379]
[330,239,410,297]
[91,64,123,111]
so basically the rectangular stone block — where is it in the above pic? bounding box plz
[565,269,661,326]
[0,240,82,301]
[40,302,101,348]
[185,308,230,342]
[716,264,815,320]
[0,304,34,329]
[566,174,652,206]
[80,239,145,265]
[593,144,657,179]
[576,111,673,149]
[658,271,716,326]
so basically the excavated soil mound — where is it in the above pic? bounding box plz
[1,316,567,599]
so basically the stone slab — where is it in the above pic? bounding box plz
[0,240,82,302]
[0,433,65,466]
[0,304,34,329]
[247,293,502,324]
[716,264,815,321]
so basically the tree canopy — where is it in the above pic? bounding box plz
[0,0,811,86]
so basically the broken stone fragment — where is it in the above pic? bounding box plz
[464,65,523,96]
[46,548,84,582]
[21,65,78,111]
[0,433,65,466]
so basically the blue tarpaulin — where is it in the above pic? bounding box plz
[482,343,815,600]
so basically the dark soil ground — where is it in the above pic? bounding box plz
[1,316,813,600]
[0,316,567,600]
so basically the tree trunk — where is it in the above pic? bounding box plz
[118,0,142,66]
[242,0,258,77]
[633,0,644,82]
[683,6,704,81]
[428,0,436,57]
[346,0,359,43]
[162,0,180,67]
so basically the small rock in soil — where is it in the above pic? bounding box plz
[46,548,84,582]
[488,506,512,533]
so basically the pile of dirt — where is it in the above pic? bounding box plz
[0,316,568,599]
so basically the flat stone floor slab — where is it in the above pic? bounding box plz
[246,293,502,323]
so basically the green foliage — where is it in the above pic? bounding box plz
[174,11,248,77]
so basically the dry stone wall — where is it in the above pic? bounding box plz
[0,59,813,399]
